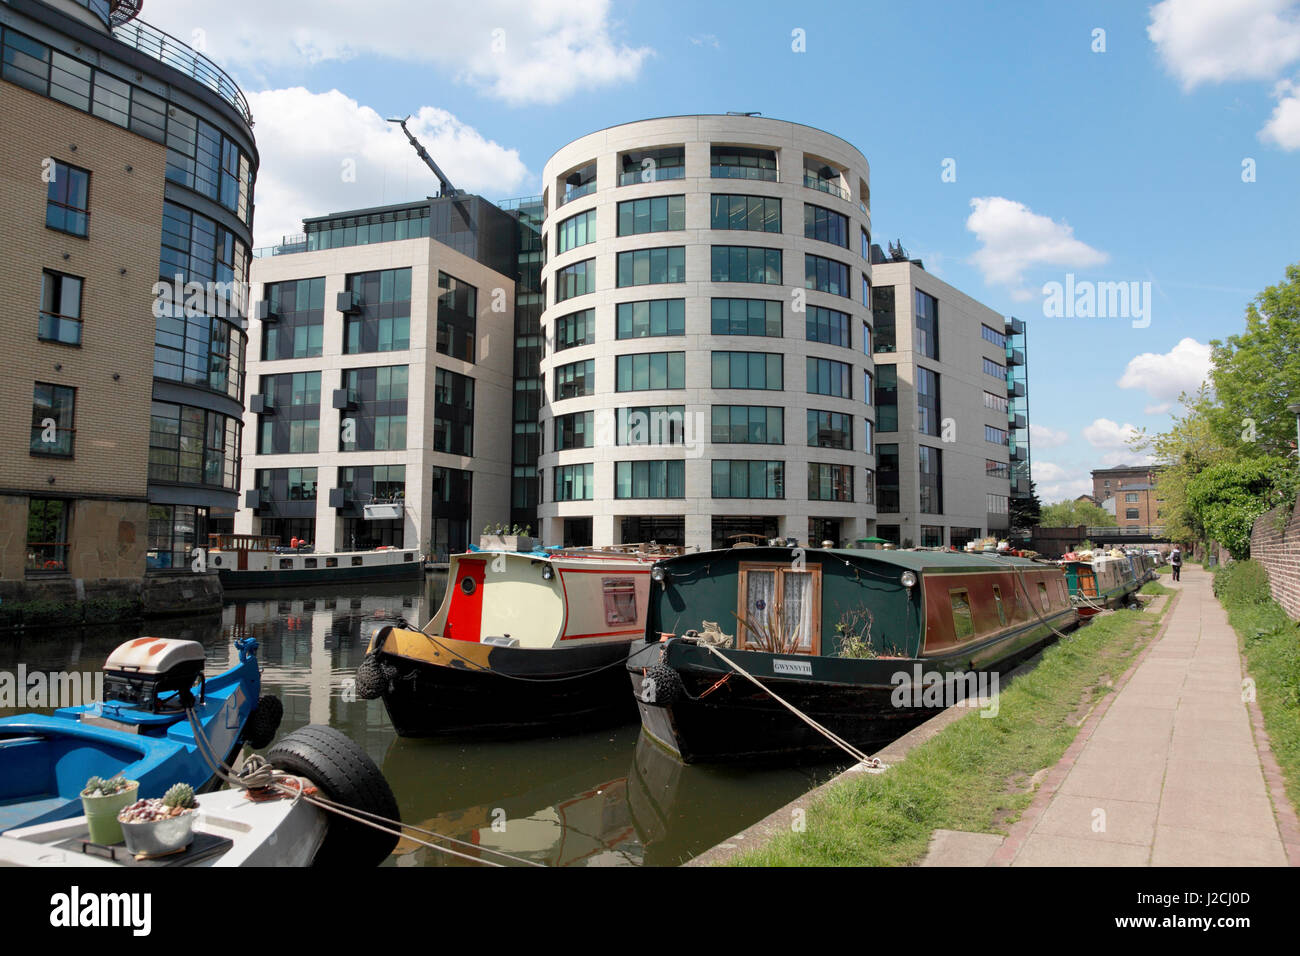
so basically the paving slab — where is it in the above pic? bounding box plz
[988,566,1293,867]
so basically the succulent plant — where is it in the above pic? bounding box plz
[82,773,131,797]
[162,782,196,810]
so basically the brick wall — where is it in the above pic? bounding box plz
[1251,492,1300,620]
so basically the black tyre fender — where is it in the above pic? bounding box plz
[640,663,684,707]
[242,694,283,749]
[354,652,388,700]
[267,724,400,866]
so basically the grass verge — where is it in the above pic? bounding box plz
[726,602,1172,866]
[1141,580,1173,596]
[1213,561,1300,817]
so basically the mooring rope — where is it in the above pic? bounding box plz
[700,644,875,766]
[183,708,542,867]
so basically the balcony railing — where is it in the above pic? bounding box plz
[1007,348,1025,367]
[112,19,252,127]
[557,181,596,207]
[804,175,850,201]
[618,166,686,186]
[711,164,779,182]
[1085,526,1166,538]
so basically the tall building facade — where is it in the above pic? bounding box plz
[0,0,256,590]
[869,258,1027,548]
[535,115,878,552]
[240,197,519,560]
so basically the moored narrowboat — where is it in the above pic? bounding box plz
[358,547,671,737]
[206,534,422,589]
[627,546,1079,764]
[1060,553,1144,616]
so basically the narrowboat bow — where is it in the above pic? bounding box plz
[627,547,1079,764]
[358,547,673,737]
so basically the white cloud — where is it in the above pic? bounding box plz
[1116,337,1212,410]
[1029,424,1070,448]
[246,89,531,245]
[143,0,651,106]
[1083,418,1142,450]
[1148,0,1300,91]
[1261,78,1300,148]
[1100,449,1156,467]
[1038,476,1095,502]
[966,197,1107,300]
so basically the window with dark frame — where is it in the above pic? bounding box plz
[30,382,75,457]
[38,270,83,345]
[45,160,89,236]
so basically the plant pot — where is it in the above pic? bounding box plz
[119,810,196,858]
[81,782,139,845]
[478,534,534,552]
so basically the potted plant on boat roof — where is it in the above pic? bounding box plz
[116,782,199,858]
[479,522,534,553]
[80,773,138,845]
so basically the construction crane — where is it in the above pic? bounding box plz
[387,115,462,198]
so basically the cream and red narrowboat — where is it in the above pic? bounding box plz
[356,547,672,737]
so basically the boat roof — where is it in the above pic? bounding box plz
[661,546,1048,572]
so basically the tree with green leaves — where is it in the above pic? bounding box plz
[1206,263,1300,459]
[1185,458,1300,559]
[1039,498,1118,528]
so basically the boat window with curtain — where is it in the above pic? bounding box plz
[736,563,821,654]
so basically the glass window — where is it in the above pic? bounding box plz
[615,460,685,499]
[557,209,597,252]
[45,160,90,236]
[555,308,596,351]
[554,463,594,501]
[915,290,939,360]
[804,203,849,247]
[555,259,595,302]
[711,246,782,284]
[985,425,1008,446]
[872,285,896,352]
[38,270,83,345]
[616,352,685,391]
[710,194,781,232]
[984,357,1006,379]
[618,406,687,445]
[619,147,685,185]
[981,324,1006,348]
[710,146,778,181]
[616,247,686,286]
[710,298,781,336]
[554,359,595,399]
[807,410,852,450]
[805,306,851,347]
[30,382,75,457]
[986,459,1010,479]
[436,271,477,363]
[711,406,783,444]
[617,196,685,235]
[808,463,853,502]
[919,445,943,514]
[950,590,975,641]
[617,299,685,338]
[554,411,594,450]
[805,254,850,297]
[711,351,783,389]
[917,367,940,437]
[711,460,784,498]
[806,357,852,397]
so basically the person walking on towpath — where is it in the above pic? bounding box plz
[1170,546,1182,582]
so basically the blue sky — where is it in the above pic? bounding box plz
[146,0,1300,500]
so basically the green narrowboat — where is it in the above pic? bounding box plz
[1060,554,1144,616]
[627,546,1078,764]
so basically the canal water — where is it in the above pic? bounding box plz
[0,574,848,866]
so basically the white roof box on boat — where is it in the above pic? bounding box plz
[104,637,205,676]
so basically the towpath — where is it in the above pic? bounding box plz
[978,564,1298,866]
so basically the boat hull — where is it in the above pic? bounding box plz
[374,635,638,738]
[627,608,1077,765]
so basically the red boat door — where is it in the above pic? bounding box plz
[445,559,485,642]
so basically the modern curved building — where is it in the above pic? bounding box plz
[536,116,877,551]
[1,0,256,596]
